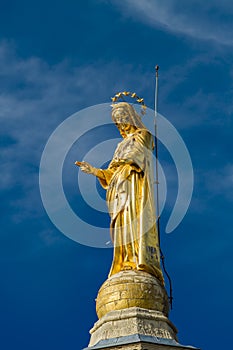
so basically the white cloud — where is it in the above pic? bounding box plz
[151,54,232,131]
[111,0,233,46]
[1,38,232,247]
[0,41,154,225]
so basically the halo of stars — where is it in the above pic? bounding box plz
[111,91,147,115]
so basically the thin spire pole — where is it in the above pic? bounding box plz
[154,65,161,246]
[154,65,173,309]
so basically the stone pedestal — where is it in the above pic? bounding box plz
[89,307,177,346]
[84,335,199,349]
[83,309,199,349]
[83,271,200,350]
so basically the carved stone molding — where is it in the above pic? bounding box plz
[89,307,178,347]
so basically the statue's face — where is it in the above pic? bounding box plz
[112,107,129,124]
[112,106,136,137]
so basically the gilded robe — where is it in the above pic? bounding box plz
[97,128,163,283]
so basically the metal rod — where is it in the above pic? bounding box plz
[154,65,161,247]
[154,65,173,309]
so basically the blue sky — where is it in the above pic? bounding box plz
[1,1,233,349]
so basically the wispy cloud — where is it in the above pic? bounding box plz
[0,41,153,225]
[111,0,233,46]
[1,38,232,247]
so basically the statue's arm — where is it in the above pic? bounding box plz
[75,161,100,176]
[75,161,113,189]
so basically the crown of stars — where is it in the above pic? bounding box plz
[111,91,147,115]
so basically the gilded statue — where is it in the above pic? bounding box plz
[75,102,164,284]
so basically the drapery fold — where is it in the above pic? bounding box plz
[97,128,164,284]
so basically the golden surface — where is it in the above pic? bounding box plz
[111,92,147,115]
[76,102,164,284]
[96,270,169,319]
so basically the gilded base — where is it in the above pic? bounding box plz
[96,270,169,319]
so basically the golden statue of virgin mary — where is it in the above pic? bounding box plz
[76,102,164,284]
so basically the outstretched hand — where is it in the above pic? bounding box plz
[75,161,96,175]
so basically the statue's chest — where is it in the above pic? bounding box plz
[113,137,136,159]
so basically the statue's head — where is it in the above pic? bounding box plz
[111,102,146,132]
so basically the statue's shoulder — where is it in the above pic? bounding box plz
[134,128,152,139]
[133,128,154,149]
